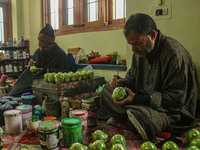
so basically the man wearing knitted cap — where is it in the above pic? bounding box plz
[28,23,70,75]
[8,24,70,96]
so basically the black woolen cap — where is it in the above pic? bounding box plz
[40,24,55,37]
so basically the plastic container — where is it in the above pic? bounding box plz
[69,110,88,137]
[16,105,32,128]
[38,120,60,150]
[21,36,25,47]
[4,109,22,134]
[13,51,17,59]
[62,118,82,148]
[21,94,36,105]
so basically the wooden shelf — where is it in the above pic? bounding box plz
[0,71,23,75]
[76,64,127,71]
[0,46,29,50]
[0,58,29,62]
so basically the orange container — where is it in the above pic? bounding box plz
[89,56,112,63]
[43,116,57,121]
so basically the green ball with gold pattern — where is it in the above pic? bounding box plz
[87,70,94,79]
[44,73,50,83]
[81,70,88,80]
[54,72,64,84]
[89,140,106,150]
[76,71,82,81]
[63,73,71,83]
[162,141,179,150]
[186,129,200,143]
[111,144,127,150]
[48,73,55,83]
[186,146,200,150]
[69,143,88,150]
[140,141,157,150]
[111,134,126,147]
[71,72,79,81]
[92,130,108,143]
[20,148,28,150]
[112,87,127,101]
[190,138,200,149]
[30,66,37,73]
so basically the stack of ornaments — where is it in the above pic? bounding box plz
[81,98,98,127]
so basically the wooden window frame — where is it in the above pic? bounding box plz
[0,0,12,42]
[42,0,126,36]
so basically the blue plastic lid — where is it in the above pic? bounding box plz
[21,93,32,97]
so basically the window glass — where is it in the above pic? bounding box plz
[84,0,98,22]
[113,0,126,20]
[50,0,59,29]
[0,7,4,42]
[63,0,74,26]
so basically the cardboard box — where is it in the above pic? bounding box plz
[68,47,81,55]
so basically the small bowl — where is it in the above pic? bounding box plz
[26,118,39,130]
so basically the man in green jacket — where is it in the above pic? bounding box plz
[97,13,197,141]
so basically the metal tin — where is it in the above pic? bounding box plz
[61,118,82,148]
[69,110,88,137]
[38,120,59,150]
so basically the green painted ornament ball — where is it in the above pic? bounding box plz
[89,140,106,150]
[111,134,126,147]
[112,87,127,101]
[30,66,37,73]
[190,138,200,149]
[140,141,157,150]
[186,129,200,143]
[161,141,179,150]
[111,144,127,150]
[186,146,200,150]
[69,143,88,150]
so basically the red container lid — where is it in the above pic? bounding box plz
[44,116,57,121]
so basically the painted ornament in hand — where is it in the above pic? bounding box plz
[30,66,37,73]
[112,87,127,101]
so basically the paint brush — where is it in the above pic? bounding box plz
[116,69,119,87]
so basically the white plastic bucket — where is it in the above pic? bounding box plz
[4,109,22,134]
[16,105,32,128]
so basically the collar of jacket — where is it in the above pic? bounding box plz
[146,30,165,64]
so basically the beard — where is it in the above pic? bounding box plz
[40,45,54,59]
[145,36,153,54]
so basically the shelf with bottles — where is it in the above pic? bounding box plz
[0,48,30,60]
[0,63,25,73]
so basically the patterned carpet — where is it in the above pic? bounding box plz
[1,116,200,150]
